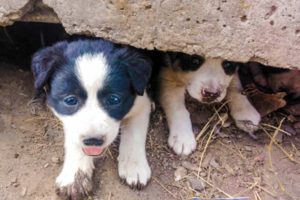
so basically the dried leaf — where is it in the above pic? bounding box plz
[244,84,287,117]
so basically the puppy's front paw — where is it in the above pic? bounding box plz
[118,155,151,189]
[168,130,196,155]
[232,106,261,134]
[56,170,93,200]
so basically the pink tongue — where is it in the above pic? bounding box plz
[83,146,103,156]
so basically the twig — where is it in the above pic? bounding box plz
[232,141,247,160]
[217,140,246,160]
[262,127,300,164]
[254,190,262,200]
[196,101,228,141]
[197,121,219,177]
[261,123,291,136]
[255,184,276,197]
[266,118,287,193]
[153,177,178,199]
[234,181,258,196]
[106,147,114,161]
[192,172,233,198]
[107,192,112,200]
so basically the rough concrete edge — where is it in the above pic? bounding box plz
[0,1,299,70]
[0,0,37,26]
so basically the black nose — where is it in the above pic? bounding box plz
[83,137,104,146]
[202,89,220,100]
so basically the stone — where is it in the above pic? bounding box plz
[209,158,220,169]
[0,0,299,69]
[174,166,187,181]
[21,187,27,196]
[187,177,205,192]
[51,156,60,164]
[181,161,198,171]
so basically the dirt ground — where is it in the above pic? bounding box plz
[0,62,299,200]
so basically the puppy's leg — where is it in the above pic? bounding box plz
[56,134,94,199]
[227,73,261,134]
[118,95,151,189]
[160,79,196,155]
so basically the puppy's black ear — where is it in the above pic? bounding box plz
[123,50,152,95]
[31,41,68,92]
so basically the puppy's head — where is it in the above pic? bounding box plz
[168,52,241,103]
[31,39,152,156]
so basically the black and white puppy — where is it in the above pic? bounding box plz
[31,39,152,198]
[158,52,261,155]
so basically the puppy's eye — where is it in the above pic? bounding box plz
[191,58,201,66]
[222,61,238,75]
[184,55,204,71]
[107,94,121,105]
[222,61,231,68]
[63,96,79,106]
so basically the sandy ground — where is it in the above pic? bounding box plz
[0,62,299,200]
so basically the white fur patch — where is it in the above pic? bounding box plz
[76,53,108,92]
[56,141,94,187]
[186,58,233,103]
[159,74,196,155]
[118,94,152,186]
[227,73,261,133]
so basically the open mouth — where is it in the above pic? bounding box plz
[82,146,105,156]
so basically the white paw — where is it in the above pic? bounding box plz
[168,130,196,155]
[232,105,261,133]
[118,155,151,189]
[56,169,93,199]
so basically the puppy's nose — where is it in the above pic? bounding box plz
[83,137,105,146]
[201,89,220,101]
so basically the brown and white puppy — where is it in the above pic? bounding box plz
[158,52,261,155]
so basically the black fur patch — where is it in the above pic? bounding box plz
[167,52,205,71]
[222,60,241,75]
[31,39,152,120]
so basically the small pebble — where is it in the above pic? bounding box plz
[209,158,220,169]
[21,187,27,196]
[199,172,207,177]
[14,153,19,158]
[224,164,234,175]
[202,153,213,168]
[187,177,205,192]
[11,177,17,184]
[44,163,49,168]
[244,146,252,152]
[275,132,283,143]
[181,161,198,171]
[174,166,187,181]
[51,156,60,164]
[12,182,19,187]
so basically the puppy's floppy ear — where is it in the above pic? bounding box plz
[121,49,152,95]
[31,41,68,92]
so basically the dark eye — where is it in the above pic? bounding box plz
[222,61,238,75]
[63,96,79,106]
[222,61,232,68]
[107,94,121,105]
[191,58,201,66]
[185,55,204,71]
